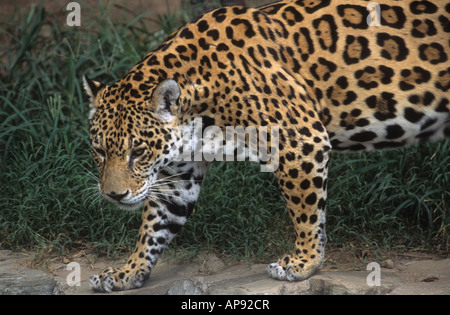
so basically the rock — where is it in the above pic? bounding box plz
[308,271,397,295]
[2,249,450,295]
[206,273,312,295]
[0,250,59,295]
[167,277,209,295]
[197,253,226,274]
[0,268,60,295]
[166,266,398,295]
[382,259,395,269]
[60,257,450,295]
[392,259,450,294]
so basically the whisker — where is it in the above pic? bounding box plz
[80,164,99,181]
[154,174,186,183]
[147,189,189,204]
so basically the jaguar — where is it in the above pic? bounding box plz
[84,0,450,292]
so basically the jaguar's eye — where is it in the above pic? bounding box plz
[93,146,106,158]
[131,148,146,160]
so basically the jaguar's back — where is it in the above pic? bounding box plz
[257,0,450,151]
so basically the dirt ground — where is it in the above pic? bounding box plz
[2,248,448,295]
[46,249,450,295]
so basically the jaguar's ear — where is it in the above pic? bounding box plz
[151,79,180,123]
[83,75,106,103]
[83,75,106,120]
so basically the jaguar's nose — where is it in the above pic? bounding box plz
[106,190,129,201]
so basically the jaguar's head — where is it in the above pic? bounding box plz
[84,75,183,210]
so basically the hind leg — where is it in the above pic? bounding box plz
[267,132,330,281]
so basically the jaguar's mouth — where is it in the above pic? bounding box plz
[102,193,144,210]
[100,186,146,211]
[114,200,144,211]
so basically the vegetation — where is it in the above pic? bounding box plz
[0,3,448,262]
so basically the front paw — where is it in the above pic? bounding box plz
[90,266,150,292]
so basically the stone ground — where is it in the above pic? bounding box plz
[1,249,449,295]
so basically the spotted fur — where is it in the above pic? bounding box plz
[85,0,450,291]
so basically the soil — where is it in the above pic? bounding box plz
[1,248,449,295]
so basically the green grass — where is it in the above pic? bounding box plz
[0,3,449,262]
[172,161,292,262]
[0,3,172,255]
[327,143,450,252]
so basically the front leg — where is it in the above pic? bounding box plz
[90,161,209,292]
[89,201,177,292]
[267,124,331,281]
